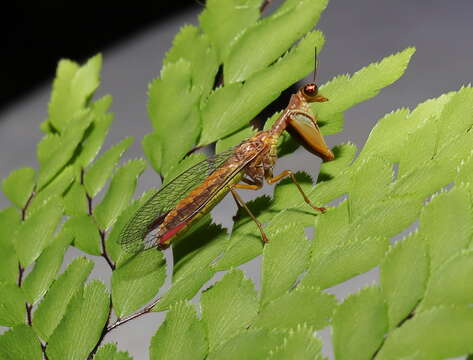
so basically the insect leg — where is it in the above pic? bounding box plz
[267,170,326,212]
[233,183,261,190]
[230,187,269,243]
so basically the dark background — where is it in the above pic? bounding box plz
[1,1,196,111]
[1,1,472,359]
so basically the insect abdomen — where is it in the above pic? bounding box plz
[157,172,243,247]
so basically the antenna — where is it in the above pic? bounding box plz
[313,47,318,83]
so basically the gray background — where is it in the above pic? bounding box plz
[1,0,472,358]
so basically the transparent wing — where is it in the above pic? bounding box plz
[119,149,241,253]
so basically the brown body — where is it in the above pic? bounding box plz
[155,88,334,248]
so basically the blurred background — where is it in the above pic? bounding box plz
[1,0,472,359]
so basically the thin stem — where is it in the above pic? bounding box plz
[371,307,417,359]
[185,145,204,157]
[86,193,93,216]
[21,190,35,221]
[17,263,24,287]
[260,0,274,13]
[87,305,112,359]
[107,296,161,332]
[18,190,35,286]
[86,297,160,359]
[81,169,94,216]
[41,343,49,360]
[26,303,33,326]
[99,230,115,270]
[81,168,115,270]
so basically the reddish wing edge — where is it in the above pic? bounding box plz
[120,144,264,253]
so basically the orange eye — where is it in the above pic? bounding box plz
[303,83,318,97]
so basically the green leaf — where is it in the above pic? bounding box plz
[173,222,228,282]
[106,189,156,262]
[163,153,207,185]
[33,257,93,341]
[15,197,63,267]
[152,223,227,312]
[317,142,357,181]
[380,231,428,329]
[199,0,260,61]
[208,328,285,360]
[310,200,349,258]
[201,269,258,351]
[95,159,146,229]
[350,194,422,242]
[359,93,452,163]
[37,110,93,189]
[302,235,389,290]
[212,196,271,270]
[419,186,473,270]
[389,161,450,206]
[0,207,21,284]
[2,167,35,208]
[112,250,166,317]
[419,249,473,311]
[316,47,415,125]
[397,118,438,178]
[319,111,345,135]
[260,222,310,306]
[457,152,473,184]
[63,182,88,216]
[376,306,473,360]
[0,283,26,326]
[215,125,257,154]
[0,325,42,360]
[436,86,473,147]
[348,156,393,220]
[27,166,75,215]
[83,137,134,197]
[149,301,207,360]
[269,325,324,360]
[225,0,327,82]
[23,231,72,304]
[76,111,114,168]
[332,286,387,360]
[199,31,325,145]
[66,215,102,255]
[153,269,214,312]
[146,60,200,176]
[91,94,113,114]
[269,171,315,211]
[142,133,162,175]
[434,129,473,176]
[164,25,218,99]
[310,169,350,205]
[37,133,60,166]
[94,344,133,360]
[254,286,337,330]
[47,281,110,360]
[48,55,102,132]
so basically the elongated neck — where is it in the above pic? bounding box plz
[271,94,301,136]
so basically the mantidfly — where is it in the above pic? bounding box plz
[120,52,335,253]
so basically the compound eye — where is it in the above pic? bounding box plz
[303,83,318,97]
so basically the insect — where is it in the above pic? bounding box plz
[120,54,334,253]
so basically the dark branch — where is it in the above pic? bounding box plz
[99,230,115,270]
[17,263,24,287]
[87,305,112,359]
[107,296,161,332]
[260,0,274,13]
[41,343,49,360]
[21,190,35,221]
[26,303,32,326]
